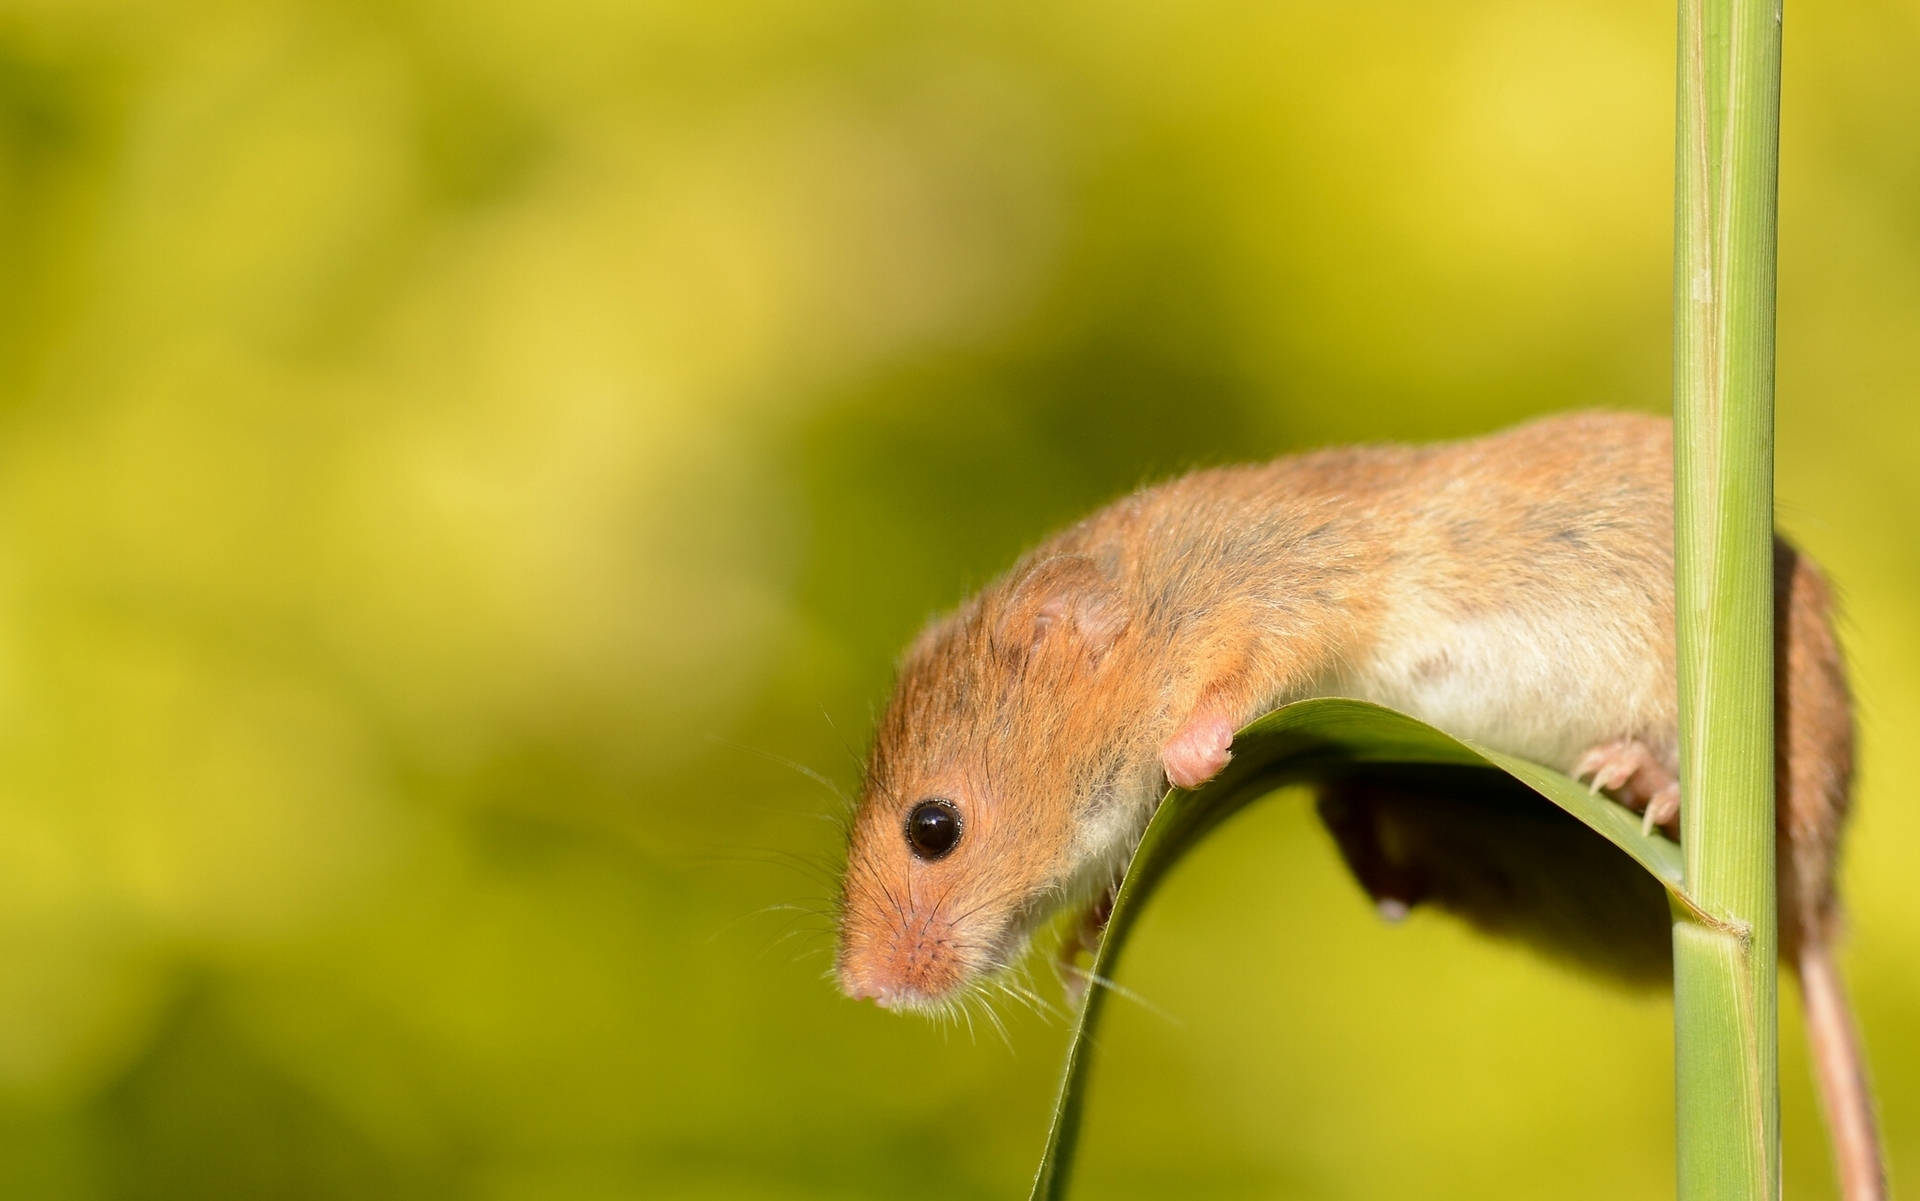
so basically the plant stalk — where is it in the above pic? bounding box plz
[1669,0,1783,1195]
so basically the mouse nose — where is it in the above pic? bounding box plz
[838,918,970,1009]
[837,961,895,1007]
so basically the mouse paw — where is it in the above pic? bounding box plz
[1573,738,1681,836]
[1316,783,1428,922]
[1057,885,1116,1006]
[1161,712,1235,790]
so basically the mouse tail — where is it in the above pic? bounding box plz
[1797,931,1886,1201]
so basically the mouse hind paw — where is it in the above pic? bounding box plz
[1573,738,1681,836]
[1315,783,1430,922]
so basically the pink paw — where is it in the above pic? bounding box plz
[1573,738,1681,835]
[1161,713,1235,790]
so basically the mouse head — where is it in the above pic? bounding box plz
[836,553,1157,1011]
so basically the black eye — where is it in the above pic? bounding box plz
[905,798,963,860]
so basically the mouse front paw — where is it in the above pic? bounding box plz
[1161,712,1236,789]
[1057,885,1117,1005]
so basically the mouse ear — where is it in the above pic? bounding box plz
[995,554,1128,660]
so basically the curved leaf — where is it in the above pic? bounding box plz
[1028,697,1688,1201]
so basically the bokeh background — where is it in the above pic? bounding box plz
[1,0,1915,1197]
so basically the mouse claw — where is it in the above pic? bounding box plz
[1574,742,1640,794]
[1640,781,1681,837]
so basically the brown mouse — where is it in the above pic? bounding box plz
[833,410,1882,1200]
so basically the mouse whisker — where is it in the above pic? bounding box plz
[935,995,964,1040]
[973,989,1014,1051]
[944,882,1029,928]
[957,995,980,1045]
[997,976,1065,1024]
[878,879,908,926]
[705,900,831,945]
[755,922,836,962]
[817,704,868,796]
[1059,963,1180,1027]
[710,735,855,814]
[985,978,1044,1024]
[787,944,833,968]
[696,847,843,891]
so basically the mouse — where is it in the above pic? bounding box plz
[832,409,1882,1201]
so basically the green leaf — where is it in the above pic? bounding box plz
[1028,697,1687,1201]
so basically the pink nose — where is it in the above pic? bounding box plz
[838,963,893,1006]
[838,932,962,1009]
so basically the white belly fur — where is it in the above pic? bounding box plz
[1326,604,1668,773]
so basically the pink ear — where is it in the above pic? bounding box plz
[995,554,1127,658]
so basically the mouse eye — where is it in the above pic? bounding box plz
[905,798,963,860]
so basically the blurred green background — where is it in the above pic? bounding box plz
[1,0,1914,1197]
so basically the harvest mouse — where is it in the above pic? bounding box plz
[833,410,1881,1200]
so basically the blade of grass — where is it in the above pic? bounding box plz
[1028,697,1689,1201]
[1669,0,1783,1192]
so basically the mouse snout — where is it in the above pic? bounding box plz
[836,792,1039,1011]
[835,909,978,1010]
[836,937,967,1010]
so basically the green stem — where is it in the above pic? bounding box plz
[1669,0,1782,1195]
